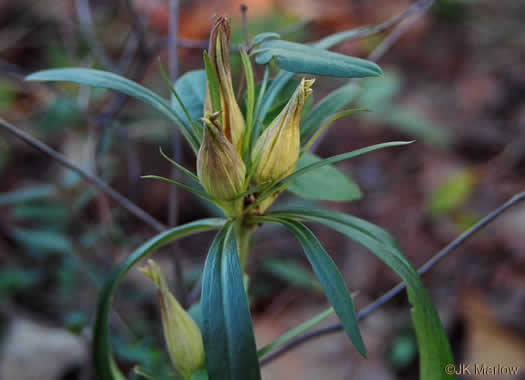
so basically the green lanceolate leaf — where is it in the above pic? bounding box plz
[300,82,360,142]
[270,207,455,380]
[26,68,200,152]
[93,219,226,380]
[201,224,261,380]
[287,152,361,202]
[253,39,382,78]
[265,217,366,357]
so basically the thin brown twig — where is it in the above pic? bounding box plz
[260,190,525,365]
[0,118,166,232]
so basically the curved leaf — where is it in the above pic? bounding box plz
[253,39,382,78]
[26,68,200,152]
[201,224,261,380]
[265,217,366,357]
[287,152,361,201]
[93,218,226,380]
[271,207,455,380]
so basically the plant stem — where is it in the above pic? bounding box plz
[235,220,255,270]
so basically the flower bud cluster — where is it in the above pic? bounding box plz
[196,17,314,215]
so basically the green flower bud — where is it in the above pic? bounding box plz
[252,78,314,184]
[204,16,245,153]
[139,260,204,380]
[197,114,246,215]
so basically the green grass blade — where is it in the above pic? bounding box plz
[93,219,226,380]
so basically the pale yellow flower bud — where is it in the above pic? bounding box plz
[204,16,245,152]
[197,115,246,215]
[139,260,204,380]
[252,78,315,184]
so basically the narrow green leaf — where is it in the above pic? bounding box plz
[287,152,361,202]
[257,307,334,358]
[282,141,411,185]
[267,218,367,357]
[159,62,193,127]
[240,48,255,157]
[201,224,262,380]
[300,82,360,142]
[252,141,411,210]
[203,52,221,116]
[141,175,213,202]
[271,207,456,380]
[26,68,200,152]
[159,147,200,183]
[93,219,225,380]
[254,39,382,78]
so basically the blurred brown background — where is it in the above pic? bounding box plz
[1,0,524,379]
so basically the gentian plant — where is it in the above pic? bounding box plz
[27,16,455,380]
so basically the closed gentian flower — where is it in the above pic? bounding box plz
[139,260,205,380]
[252,78,314,184]
[204,16,245,153]
[197,114,246,216]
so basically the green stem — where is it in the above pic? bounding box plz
[235,219,255,270]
